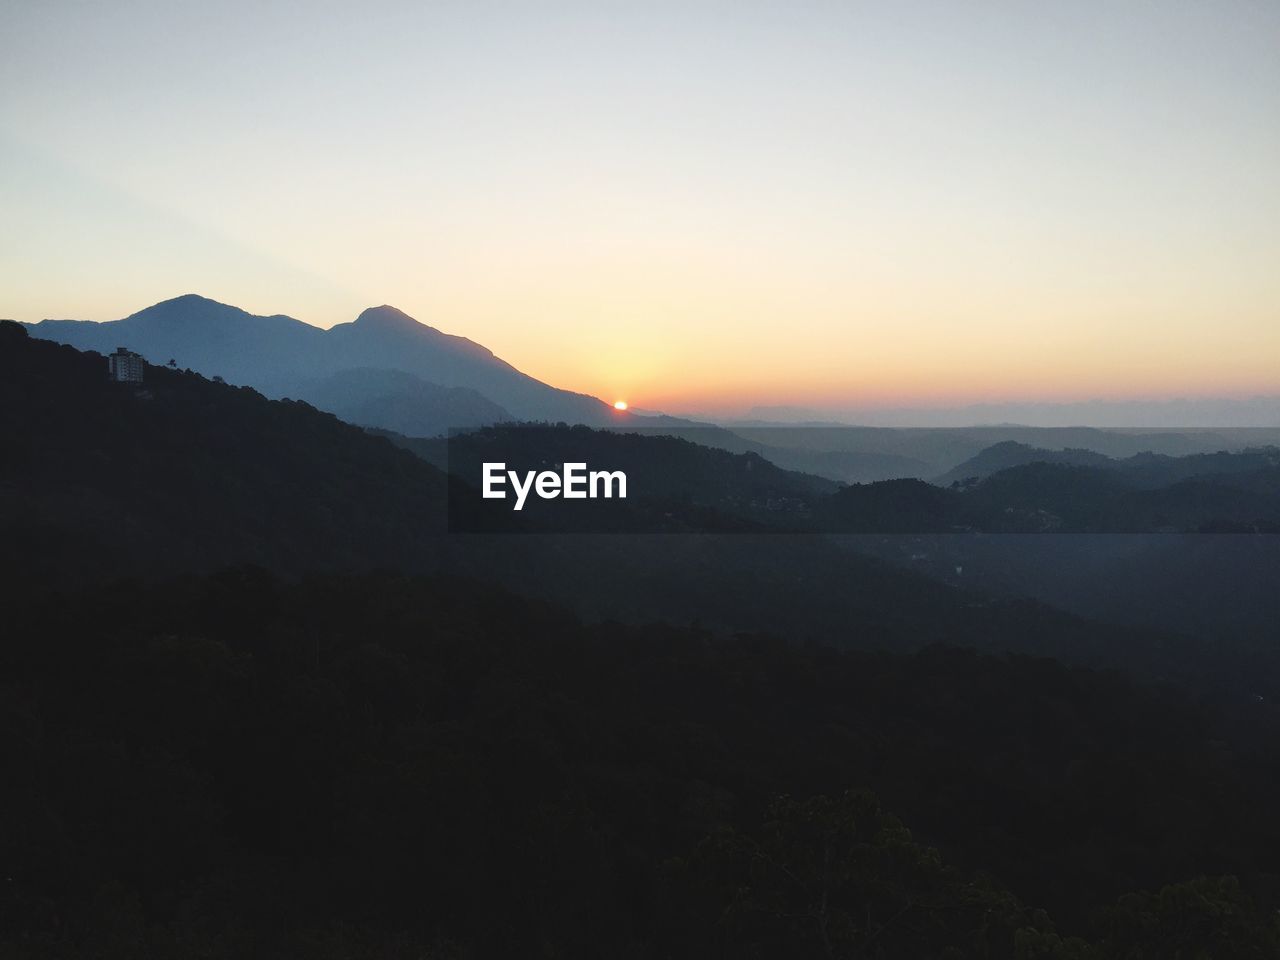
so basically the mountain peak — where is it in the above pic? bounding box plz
[125,294,248,324]
[151,293,235,312]
[354,305,427,332]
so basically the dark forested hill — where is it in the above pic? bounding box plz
[2,323,1260,689]
[937,439,1280,489]
[818,459,1280,533]
[0,322,449,580]
[2,569,1278,958]
[935,441,1118,486]
[726,423,1280,481]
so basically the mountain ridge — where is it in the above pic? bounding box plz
[26,293,623,428]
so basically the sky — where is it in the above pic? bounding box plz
[2,0,1278,416]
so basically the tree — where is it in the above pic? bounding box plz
[681,789,1088,958]
[1099,876,1280,960]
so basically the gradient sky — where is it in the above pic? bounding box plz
[2,0,1278,414]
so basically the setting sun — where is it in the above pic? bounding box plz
[613,401,628,411]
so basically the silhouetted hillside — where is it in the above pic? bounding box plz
[935,441,1117,486]
[815,478,960,533]
[3,568,1279,957]
[728,424,1280,481]
[938,440,1280,489]
[0,322,449,579]
[1118,447,1280,488]
[819,459,1280,533]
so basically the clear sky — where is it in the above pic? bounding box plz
[2,0,1277,415]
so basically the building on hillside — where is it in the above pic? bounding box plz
[108,347,145,383]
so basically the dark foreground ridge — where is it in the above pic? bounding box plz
[3,569,1280,958]
[0,320,449,578]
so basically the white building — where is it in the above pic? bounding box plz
[108,347,145,383]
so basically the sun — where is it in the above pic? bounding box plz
[613,400,628,411]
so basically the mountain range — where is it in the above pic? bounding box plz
[26,294,626,428]
[2,321,1197,673]
[22,295,1280,489]
[936,439,1280,489]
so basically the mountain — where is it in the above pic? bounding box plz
[28,295,325,387]
[1117,447,1280,488]
[935,440,1280,489]
[820,460,1280,534]
[934,438,1280,489]
[26,294,624,427]
[316,304,618,424]
[740,396,1280,427]
[296,367,512,436]
[934,440,1116,486]
[726,424,1280,482]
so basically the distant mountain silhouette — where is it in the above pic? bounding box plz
[820,458,1280,534]
[297,367,512,436]
[728,424,1280,482]
[1116,447,1280,488]
[935,441,1117,486]
[937,440,1280,491]
[31,294,321,386]
[615,424,933,484]
[26,294,625,428]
